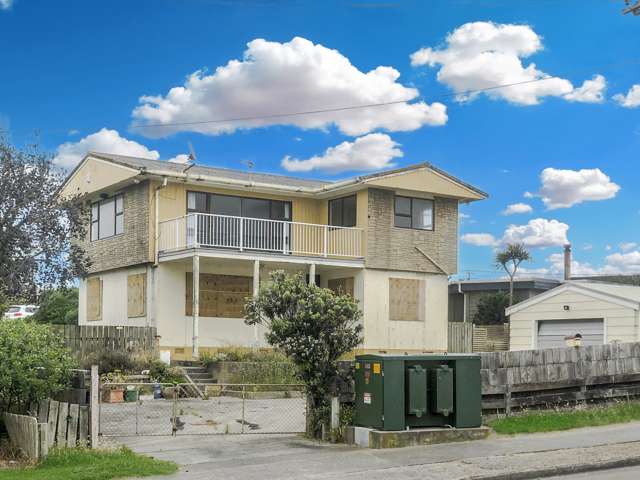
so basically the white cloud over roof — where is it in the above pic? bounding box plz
[411,22,604,106]
[132,37,447,138]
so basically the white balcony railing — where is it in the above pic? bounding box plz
[158,213,363,259]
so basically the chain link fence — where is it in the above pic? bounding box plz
[99,383,306,437]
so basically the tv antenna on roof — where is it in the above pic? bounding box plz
[182,141,197,173]
[240,159,255,171]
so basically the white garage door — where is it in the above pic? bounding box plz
[537,319,604,349]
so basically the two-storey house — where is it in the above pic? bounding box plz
[60,153,486,360]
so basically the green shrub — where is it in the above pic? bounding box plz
[0,321,76,413]
[80,350,134,374]
[32,288,78,325]
[200,347,289,366]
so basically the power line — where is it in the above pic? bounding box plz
[125,76,575,130]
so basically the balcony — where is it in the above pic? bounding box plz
[158,213,363,259]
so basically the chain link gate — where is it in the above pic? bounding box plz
[98,382,306,437]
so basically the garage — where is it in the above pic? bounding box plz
[506,281,640,351]
[537,319,604,349]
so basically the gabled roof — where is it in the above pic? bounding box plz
[61,152,488,201]
[505,280,640,316]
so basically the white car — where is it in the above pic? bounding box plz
[4,305,38,320]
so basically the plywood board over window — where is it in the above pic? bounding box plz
[186,273,251,318]
[86,277,102,321]
[389,278,425,322]
[127,273,147,318]
[328,277,355,297]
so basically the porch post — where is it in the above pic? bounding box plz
[192,254,200,358]
[253,260,260,345]
[308,263,316,286]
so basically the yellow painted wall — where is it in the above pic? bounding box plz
[61,157,138,198]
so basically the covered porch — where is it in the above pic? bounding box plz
[154,251,364,360]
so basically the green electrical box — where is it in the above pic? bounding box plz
[354,354,481,431]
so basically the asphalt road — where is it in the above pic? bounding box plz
[549,465,640,479]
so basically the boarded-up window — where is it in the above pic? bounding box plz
[389,278,425,322]
[86,277,102,321]
[127,273,147,318]
[328,277,355,297]
[186,273,251,318]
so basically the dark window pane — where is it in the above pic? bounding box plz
[242,198,270,219]
[329,199,343,226]
[394,214,411,228]
[270,201,291,221]
[211,194,241,216]
[412,199,433,230]
[342,195,357,227]
[187,192,208,213]
[395,196,411,215]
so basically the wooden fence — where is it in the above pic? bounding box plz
[4,398,90,460]
[448,323,510,353]
[49,325,158,357]
[481,342,640,413]
[3,413,46,460]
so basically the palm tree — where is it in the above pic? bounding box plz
[495,243,532,306]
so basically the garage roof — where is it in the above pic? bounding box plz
[505,280,640,316]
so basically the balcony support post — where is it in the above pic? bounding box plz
[192,254,200,359]
[252,260,260,345]
[308,263,316,286]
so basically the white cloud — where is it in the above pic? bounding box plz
[461,233,499,247]
[582,243,593,251]
[54,128,160,170]
[604,251,640,274]
[459,213,471,219]
[564,75,606,103]
[0,0,13,10]
[613,84,640,108]
[132,37,447,138]
[168,154,191,164]
[606,244,612,251]
[410,22,603,106]
[502,202,533,215]
[463,218,569,249]
[501,218,569,248]
[537,167,620,209]
[620,242,638,252]
[281,133,402,173]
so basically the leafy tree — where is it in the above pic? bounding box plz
[473,291,511,325]
[245,271,362,438]
[495,243,531,306]
[0,321,76,413]
[32,288,79,324]
[0,136,89,303]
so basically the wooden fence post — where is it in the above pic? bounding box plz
[330,396,340,431]
[90,365,99,449]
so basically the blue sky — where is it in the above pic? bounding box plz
[1,0,638,278]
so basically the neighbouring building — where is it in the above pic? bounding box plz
[506,281,640,350]
[60,153,486,360]
[448,278,561,323]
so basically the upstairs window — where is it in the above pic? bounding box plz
[187,192,291,221]
[394,196,433,230]
[328,195,357,227]
[91,194,124,241]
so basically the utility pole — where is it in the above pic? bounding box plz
[623,0,640,15]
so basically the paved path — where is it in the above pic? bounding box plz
[116,421,640,479]
[549,466,640,479]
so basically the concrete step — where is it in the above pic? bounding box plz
[181,367,208,374]
[187,373,213,380]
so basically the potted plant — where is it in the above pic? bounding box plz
[101,371,127,403]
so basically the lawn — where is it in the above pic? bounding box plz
[0,446,177,480]
[489,401,640,434]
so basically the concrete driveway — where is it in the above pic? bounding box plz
[114,421,640,480]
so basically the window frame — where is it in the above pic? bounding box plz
[394,195,434,231]
[186,191,292,222]
[91,194,124,241]
[328,194,357,228]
